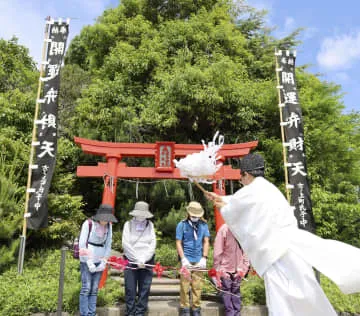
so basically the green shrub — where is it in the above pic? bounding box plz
[155,243,179,267]
[0,249,122,315]
[241,275,266,305]
[321,274,360,313]
[97,277,123,306]
[0,151,24,273]
[154,205,187,239]
[0,249,79,315]
[111,229,123,252]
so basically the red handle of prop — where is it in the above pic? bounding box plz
[98,265,108,289]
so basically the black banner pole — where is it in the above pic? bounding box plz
[18,17,70,273]
[18,17,51,274]
[274,49,316,233]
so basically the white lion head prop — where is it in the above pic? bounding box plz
[173,131,224,184]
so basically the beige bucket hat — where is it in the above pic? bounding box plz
[186,201,204,217]
[129,201,154,218]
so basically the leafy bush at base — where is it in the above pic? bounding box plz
[155,242,179,267]
[0,249,122,316]
[241,275,266,305]
[97,277,123,307]
[321,275,360,313]
[0,250,79,315]
[154,205,187,239]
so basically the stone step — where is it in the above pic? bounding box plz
[149,284,180,296]
[111,275,232,303]
[110,268,177,278]
[151,277,180,285]
[148,295,179,301]
[111,276,180,296]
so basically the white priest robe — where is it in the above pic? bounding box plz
[220,177,360,314]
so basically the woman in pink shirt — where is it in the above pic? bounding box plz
[213,224,250,316]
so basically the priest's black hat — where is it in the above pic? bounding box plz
[239,153,265,176]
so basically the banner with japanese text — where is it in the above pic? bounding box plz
[27,19,69,229]
[275,50,316,232]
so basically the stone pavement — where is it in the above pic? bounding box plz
[94,303,269,316]
[38,304,268,316]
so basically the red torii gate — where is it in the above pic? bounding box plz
[75,137,258,231]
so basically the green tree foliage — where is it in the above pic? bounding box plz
[0,38,38,168]
[0,154,23,272]
[63,0,359,247]
[59,64,91,137]
[296,72,360,242]
[0,37,37,93]
[0,38,38,271]
[154,203,187,239]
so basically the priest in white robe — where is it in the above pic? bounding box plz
[206,153,360,316]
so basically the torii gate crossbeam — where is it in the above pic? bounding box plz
[74,137,258,231]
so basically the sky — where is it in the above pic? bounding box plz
[0,0,359,113]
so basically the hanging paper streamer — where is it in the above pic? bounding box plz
[173,131,224,184]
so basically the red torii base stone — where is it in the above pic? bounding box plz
[74,137,258,231]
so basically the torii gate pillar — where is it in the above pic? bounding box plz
[101,155,121,208]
